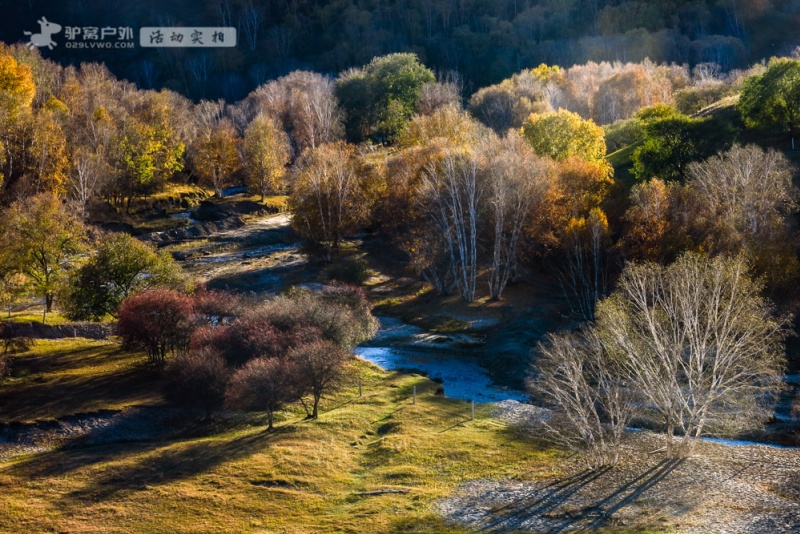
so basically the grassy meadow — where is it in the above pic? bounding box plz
[0,338,561,533]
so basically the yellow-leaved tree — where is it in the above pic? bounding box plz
[520,109,608,166]
[0,54,36,199]
[242,114,291,201]
[289,142,381,261]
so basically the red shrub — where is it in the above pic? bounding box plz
[189,315,324,367]
[225,357,300,430]
[289,340,349,419]
[116,289,195,364]
[165,346,230,418]
[192,289,243,324]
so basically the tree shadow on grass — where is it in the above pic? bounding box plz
[1,404,283,480]
[2,438,167,480]
[4,425,289,507]
[0,364,161,423]
[59,428,285,504]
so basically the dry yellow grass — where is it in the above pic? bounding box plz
[0,339,560,533]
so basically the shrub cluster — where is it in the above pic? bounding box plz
[118,285,378,426]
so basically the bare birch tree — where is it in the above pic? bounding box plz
[244,72,343,156]
[528,328,634,469]
[483,132,549,300]
[419,147,483,302]
[688,144,796,240]
[556,208,610,321]
[596,253,788,458]
[69,149,106,220]
[288,142,371,261]
[417,73,462,115]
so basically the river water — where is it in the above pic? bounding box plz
[356,316,799,448]
[355,317,528,403]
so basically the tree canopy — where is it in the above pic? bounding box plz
[521,110,607,165]
[62,233,187,321]
[336,53,435,142]
[739,58,800,145]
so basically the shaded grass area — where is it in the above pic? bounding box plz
[0,338,562,533]
[607,141,640,189]
[2,310,71,326]
[0,339,161,423]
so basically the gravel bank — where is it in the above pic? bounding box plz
[438,401,800,533]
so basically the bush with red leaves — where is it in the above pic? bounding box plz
[164,346,230,418]
[190,316,323,367]
[116,289,195,364]
[225,357,300,430]
[289,340,349,419]
[192,289,244,325]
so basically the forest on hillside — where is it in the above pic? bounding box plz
[1,38,799,328]
[1,0,799,100]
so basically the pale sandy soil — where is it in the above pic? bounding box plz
[438,402,800,533]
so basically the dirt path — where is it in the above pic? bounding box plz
[438,404,800,533]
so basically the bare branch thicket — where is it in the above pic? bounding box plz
[245,72,343,156]
[483,132,549,300]
[528,328,635,469]
[69,149,106,220]
[688,144,797,241]
[555,209,610,321]
[419,147,483,302]
[597,253,789,458]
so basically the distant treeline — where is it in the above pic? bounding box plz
[1,0,799,100]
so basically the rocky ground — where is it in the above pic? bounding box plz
[0,407,185,463]
[162,213,314,293]
[438,401,800,533]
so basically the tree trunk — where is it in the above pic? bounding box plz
[312,393,320,419]
[299,396,311,417]
[267,409,274,430]
[45,293,53,313]
[665,414,675,459]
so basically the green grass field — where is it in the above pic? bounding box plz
[0,339,562,533]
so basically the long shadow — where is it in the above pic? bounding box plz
[1,402,268,479]
[0,365,160,423]
[438,417,472,433]
[2,438,167,479]
[474,458,688,533]
[60,427,284,505]
[580,458,685,530]
[477,467,611,531]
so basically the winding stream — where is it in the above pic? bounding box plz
[356,317,799,448]
[355,317,528,403]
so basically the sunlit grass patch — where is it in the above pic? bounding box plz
[2,309,71,325]
[0,344,560,532]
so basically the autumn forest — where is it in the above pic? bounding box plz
[1,1,800,531]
